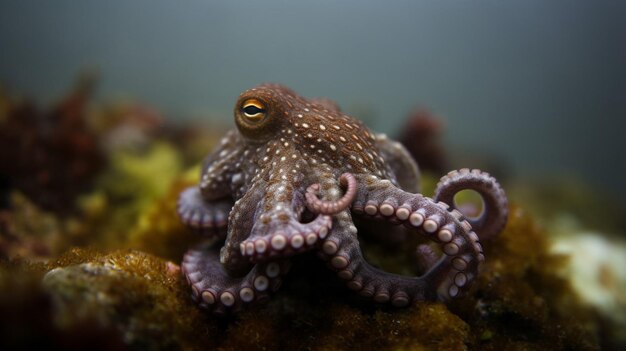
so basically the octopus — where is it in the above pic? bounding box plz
[177,84,508,313]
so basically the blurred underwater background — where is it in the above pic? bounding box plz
[1,1,625,350]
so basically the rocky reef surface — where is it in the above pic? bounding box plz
[0,78,622,350]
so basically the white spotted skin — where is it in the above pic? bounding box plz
[180,83,508,312]
[200,85,402,207]
[199,130,245,200]
[198,84,406,273]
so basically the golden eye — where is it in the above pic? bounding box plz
[242,99,266,120]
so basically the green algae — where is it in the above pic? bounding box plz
[126,175,199,262]
[104,141,182,208]
[86,142,183,246]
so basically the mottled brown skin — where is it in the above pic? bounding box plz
[177,84,508,313]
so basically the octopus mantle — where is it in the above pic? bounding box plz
[177,84,508,314]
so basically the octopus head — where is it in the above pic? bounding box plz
[234,84,299,142]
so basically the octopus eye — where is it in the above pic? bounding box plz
[242,99,266,121]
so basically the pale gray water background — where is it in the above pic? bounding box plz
[1,0,625,201]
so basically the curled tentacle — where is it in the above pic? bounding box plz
[177,186,232,237]
[182,242,289,314]
[231,160,338,263]
[239,214,333,262]
[349,177,483,301]
[434,168,508,241]
[318,205,479,306]
[306,173,358,215]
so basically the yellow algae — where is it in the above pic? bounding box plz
[126,178,199,261]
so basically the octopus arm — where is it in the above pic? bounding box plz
[199,129,244,200]
[177,186,232,237]
[347,176,483,301]
[318,210,446,305]
[434,168,508,241]
[238,178,333,263]
[182,243,289,313]
[219,182,267,276]
[306,173,358,215]
[375,134,421,193]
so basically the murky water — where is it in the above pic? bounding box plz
[1,0,624,199]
